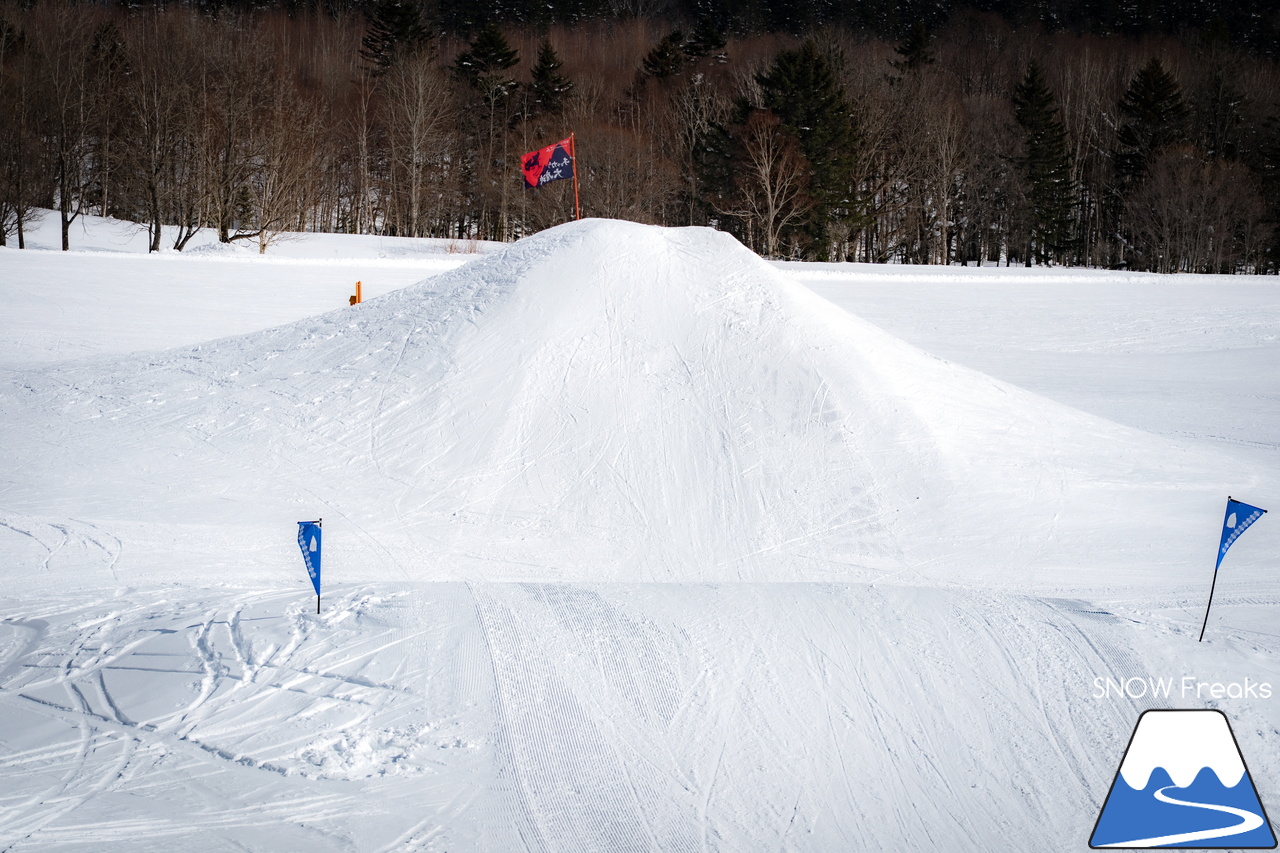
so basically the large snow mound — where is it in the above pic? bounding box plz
[0,219,1250,588]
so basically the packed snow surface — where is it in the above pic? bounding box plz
[1,216,1277,851]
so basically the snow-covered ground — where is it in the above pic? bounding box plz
[1,214,1277,851]
[789,261,1280,468]
[2,213,495,367]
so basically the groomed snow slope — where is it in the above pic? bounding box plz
[789,261,1280,469]
[1,219,1277,852]
[0,210,488,367]
[0,219,1257,590]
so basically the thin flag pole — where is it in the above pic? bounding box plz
[316,518,322,614]
[1197,566,1219,643]
[571,132,581,221]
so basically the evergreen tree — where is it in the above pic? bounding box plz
[890,22,934,74]
[453,23,521,240]
[1115,58,1188,187]
[641,29,686,79]
[753,41,858,256]
[1195,65,1246,161]
[683,16,727,63]
[360,0,430,74]
[1012,61,1076,265]
[454,22,520,98]
[529,40,572,117]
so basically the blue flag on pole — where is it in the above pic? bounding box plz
[297,521,322,595]
[1215,498,1266,571]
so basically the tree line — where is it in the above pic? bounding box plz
[2,0,1279,272]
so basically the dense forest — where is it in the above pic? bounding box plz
[2,0,1280,271]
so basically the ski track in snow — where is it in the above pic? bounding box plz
[0,581,1181,851]
[0,585,514,851]
[2,217,1279,850]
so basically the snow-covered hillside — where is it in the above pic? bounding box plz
[1,217,1277,851]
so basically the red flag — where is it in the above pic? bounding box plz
[521,137,575,189]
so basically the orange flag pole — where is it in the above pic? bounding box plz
[571,132,581,221]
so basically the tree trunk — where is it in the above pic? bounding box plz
[149,182,163,253]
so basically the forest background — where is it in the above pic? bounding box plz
[2,0,1279,271]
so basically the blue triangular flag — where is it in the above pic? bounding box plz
[297,521,321,595]
[1216,498,1266,572]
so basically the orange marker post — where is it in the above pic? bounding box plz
[356,281,363,304]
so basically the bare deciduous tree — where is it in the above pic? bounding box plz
[0,18,48,248]
[381,54,454,238]
[119,12,194,252]
[717,109,812,258]
[1126,146,1268,273]
[669,76,731,225]
[29,7,99,250]
[0,0,1275,271]
[203,23,271,245]
[249,69,321,254]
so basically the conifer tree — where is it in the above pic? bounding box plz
[683,16,726,63]
[454,23,520,240]
[529,40,571,117]
[890,22,934,74]
[754,41,858,256]
[1115,58,1188,187]
[1012,61,1076,265]
[454,22,519,98]
[641,29,686,79]
[360,0,430,74]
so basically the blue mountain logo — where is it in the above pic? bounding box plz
[1091,710,1276,848]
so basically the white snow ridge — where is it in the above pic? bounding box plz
[1,218,1277,851]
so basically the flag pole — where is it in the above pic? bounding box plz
[1198,567,1219,643]
[571,132,581,221]
[1199,497,1230,642]
[316,518,322,615]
